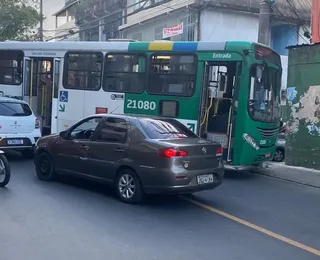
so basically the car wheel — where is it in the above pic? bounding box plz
[21,149,35,159]
[35,152,56,181]
[0,154,10,187]
[116,168,144,204]
[273,148,284,162]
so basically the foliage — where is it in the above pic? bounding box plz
[0,0,40,41]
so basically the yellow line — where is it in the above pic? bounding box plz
[182,196,320,257]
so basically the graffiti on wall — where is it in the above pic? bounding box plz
[288,85,320,135]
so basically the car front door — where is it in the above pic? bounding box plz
[86,117,129,181]
[54,116,102,175]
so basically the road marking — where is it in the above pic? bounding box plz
[182,196,320,257]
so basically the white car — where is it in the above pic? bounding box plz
[0,97,41,158]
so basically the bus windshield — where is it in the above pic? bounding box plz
[248,64,281,123]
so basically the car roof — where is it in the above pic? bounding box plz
[0,96,28,104]
[85,113,174,121]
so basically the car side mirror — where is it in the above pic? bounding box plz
[59,130,68,139]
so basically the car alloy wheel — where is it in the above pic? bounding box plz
[116,169,144,204]
[118,174,136,199]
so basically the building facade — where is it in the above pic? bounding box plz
[53,0,80,41]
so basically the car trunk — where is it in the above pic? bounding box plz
[160,138,222,170]
[0,116,35,134]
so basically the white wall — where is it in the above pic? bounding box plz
[122,9,192,41]
[200,9,259,42]
[280,55,288,90]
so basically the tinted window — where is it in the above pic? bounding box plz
[148,54,196,96]
[103,53,146,93]
[95,118,127,143]
[138,118,197,139]
[0,102,32,116]
[64,52,103,90]
[0,50,23,85]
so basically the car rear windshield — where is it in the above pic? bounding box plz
[0,102,32,116]
[138,118,198,139]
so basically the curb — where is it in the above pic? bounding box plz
[251,169,320,189]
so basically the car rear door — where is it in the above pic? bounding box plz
[86,117,128,181]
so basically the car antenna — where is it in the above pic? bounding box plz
[109,105,119,114]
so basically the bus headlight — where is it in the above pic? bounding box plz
[242,133,259,150]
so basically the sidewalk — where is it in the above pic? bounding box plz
[251,162,320,188]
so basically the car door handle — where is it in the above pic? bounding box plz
[80,145,89,151]
[113,148,124,152]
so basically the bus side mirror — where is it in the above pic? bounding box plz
[256,66,263,83]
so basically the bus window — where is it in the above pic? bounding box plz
[102,53,146,93]
[63,52,103,90]
[148,54,197,96]
[0,50,23,85]
[248,65,280,122]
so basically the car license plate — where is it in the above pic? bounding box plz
[7,139,23,145]
[197,174,214,185]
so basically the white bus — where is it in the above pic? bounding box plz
[0,41,147,135]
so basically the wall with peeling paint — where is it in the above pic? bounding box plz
[286,44,320,169]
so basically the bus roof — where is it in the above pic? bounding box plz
[0,41,274,53]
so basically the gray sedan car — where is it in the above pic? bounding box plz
[34,114,224,204]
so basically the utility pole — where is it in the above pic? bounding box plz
[258,0,274,45]
[39,0,44,41]
[311,0,320,43]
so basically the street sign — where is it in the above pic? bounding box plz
[59,104,65,112]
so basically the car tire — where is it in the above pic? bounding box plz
[0,154,10,187]
[21,149,35,159]
[115,168,144,204]
[273,148,284,162]
[35,152,56,181]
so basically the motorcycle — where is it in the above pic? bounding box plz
[0,151,10,187]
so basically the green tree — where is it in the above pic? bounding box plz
[0,0,40,41]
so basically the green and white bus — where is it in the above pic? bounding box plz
[0,40,281,169]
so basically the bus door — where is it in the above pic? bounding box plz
[22,57,32,105]
[51,58,61,134]
[200,61,241,163]
[22,57,41,123]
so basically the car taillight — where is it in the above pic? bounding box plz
[216,146,223,156]
[158,148,188,158]
[35,119,40,129]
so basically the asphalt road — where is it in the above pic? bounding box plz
[1,155,320,260]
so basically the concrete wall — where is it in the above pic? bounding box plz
[200,9,258,42]
[121,9,194,41]
[120,0,196,30]
[286,44,320,169]
[271,24,298,55]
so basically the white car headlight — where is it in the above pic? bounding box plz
[242,133,259,150]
